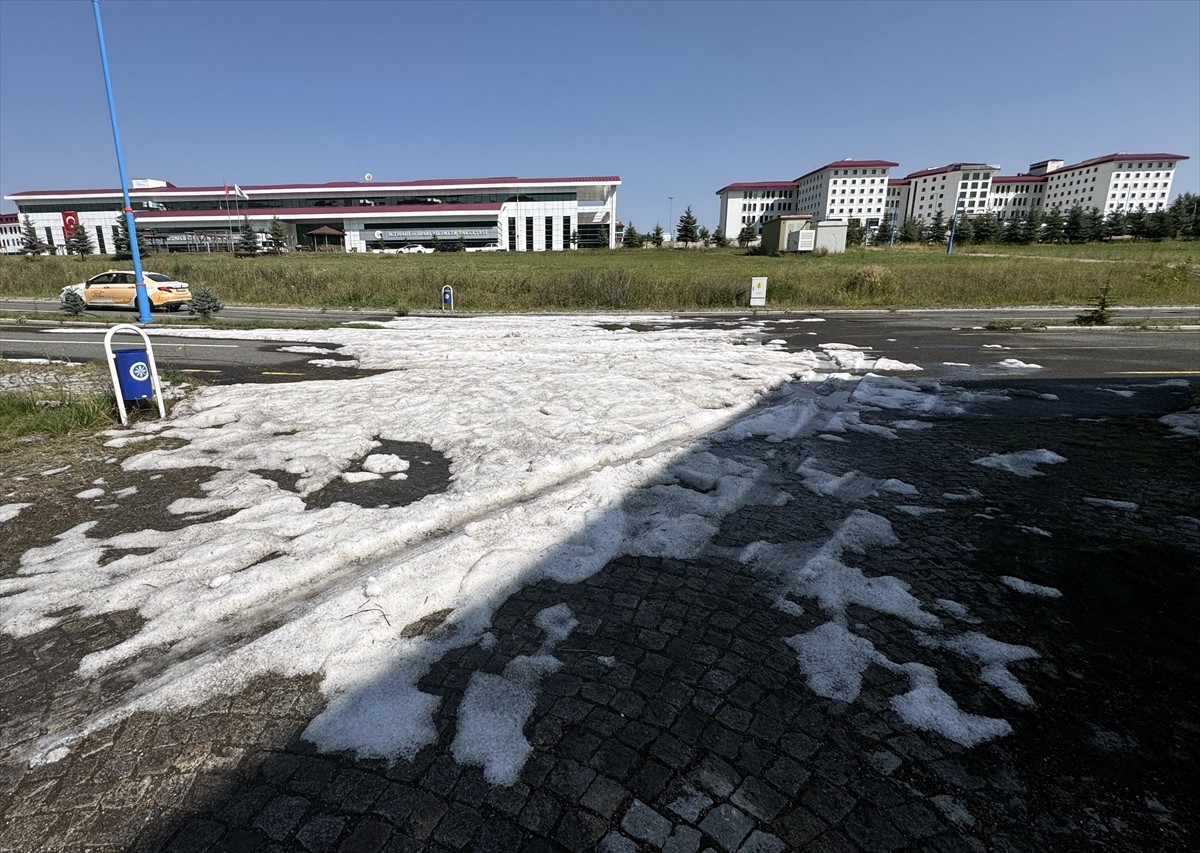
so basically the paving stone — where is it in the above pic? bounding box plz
[555,808,609,853]
[737,830,787,853]
[730,776,788,822]
[518,789,563,836]
[663,825,704,853]
[297,814,347,852]
[692,755,739,799]
[337,816,393,853]
[580,774,628,819]
[473,818,524,853]
[431,802,481,848]
[844,806,907,851]
[599,832,638,853]
[621,798,672,847]
[255,793,310,840]
[698,803,754,852]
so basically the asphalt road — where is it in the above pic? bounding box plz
[1,308,1197,385]
[0,297,397,325]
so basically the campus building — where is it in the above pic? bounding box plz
[719,151,1188,235]
[0,212,20,254]
[2,175,621,254]
[716,159,898,237]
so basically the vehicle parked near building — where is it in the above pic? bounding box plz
[60,271,191,311]
[397,244,434,254]
[465,243,504,252]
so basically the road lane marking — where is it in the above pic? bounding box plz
[180,369,222,374]
[1112,370,1200,375]
[261,371,307,376]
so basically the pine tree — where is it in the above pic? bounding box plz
[622,223,643,248]
[66,222,95,259]
[1168,192,1200,238]
[596,224,610,248]
[676,206,699,245]
[1146,210,1173,240]
[268,216,289,253]
[62,288,87,316]
[1084,207,1104,243]
[951,214,973,245]
[236,218,260,254]
[926,210,947,244]
[1041,209,1065,244]
[1104,210,1127,239]
[188,287,225,319]
[650,224,665,248]
[112,213,148,259]
[1064,205,1088,243]
[736,223,757,247]
[20,215,47,257]
[971,213,1000,244]
[697,226,711,246]
[899,216,924,244]
[846,219,864,247]
[1126,205,1148,240]
[874,212,894,245]
[711,227,728,248]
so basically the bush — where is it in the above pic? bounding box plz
[844,265,897,299]
[61,290,87,316]
[1075,282,1115,326]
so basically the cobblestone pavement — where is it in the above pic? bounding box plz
[2,371,1198,852]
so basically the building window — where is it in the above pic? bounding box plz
[95,226,106,255]
[508,218,517,250]
[545,216,553,250]
[563,216,571,248]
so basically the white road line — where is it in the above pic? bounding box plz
[0,336,239,349]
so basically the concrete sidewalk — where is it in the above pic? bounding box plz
[2,374,1198,852]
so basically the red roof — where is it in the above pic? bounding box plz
[887,178,909,186]
[794,159,899,182]
[131,203,502,219]
[992,175,1046,184]
[0,212,18,224]
[1047,152,1188,174]
[902,163,995,180]
[715,180,796,194]
[5,175,621,198]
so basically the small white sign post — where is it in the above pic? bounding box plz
[103,324,166,426]
[749,276,768,308]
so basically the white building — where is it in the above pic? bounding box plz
[793,158,899,226]
[0,213,21,254]
[1036,152,1185,215]
[714,180,800,238]
[3,174,621,254]
[896,162,999,223]
[987,175,1046,220]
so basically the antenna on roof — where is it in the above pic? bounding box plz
[364,173,373,182]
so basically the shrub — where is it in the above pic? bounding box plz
[1075,282,1115,326]
[62,290,87,316]
[844,265,897,299]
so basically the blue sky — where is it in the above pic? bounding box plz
[1,0,1197,231]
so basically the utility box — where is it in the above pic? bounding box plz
[760,215,848,254]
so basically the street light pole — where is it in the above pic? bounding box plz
[668,196,674,242]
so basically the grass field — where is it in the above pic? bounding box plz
[1,242,1196,312]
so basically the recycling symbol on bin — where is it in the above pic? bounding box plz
[129,362,150,381]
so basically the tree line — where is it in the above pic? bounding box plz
[868,193,1200,246]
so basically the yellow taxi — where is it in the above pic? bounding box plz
[60,271,192,312]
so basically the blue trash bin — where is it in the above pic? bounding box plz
[112,348,154,401]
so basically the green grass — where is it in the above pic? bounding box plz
[1,242,1196,312]
[0,361,118,437]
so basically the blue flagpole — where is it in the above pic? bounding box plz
[92,0,151,324]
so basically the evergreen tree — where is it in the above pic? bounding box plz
[846,219,865,247]
[112,213,147,259]
[1041,208,1065,243]
[1126,205,1148,240]
[1146,210,1173,240]
[874,212,894,245]
[1168,192,1200,238]
[237,218,260,254]
[697,225,711,246]
[676,206,699,245]
[188,287,225,320]
[1003,213,1024,244]
[950,214,973,245]
[736,223,757,247]
[650,224,665,248]
[1025,209,1043,243]
[926,210,947,244]
[622,222,643,248]
[971,213,1000,244]
[20,215,47,257]
[62,289,87,315]
[66,222,95,259]
[711,227,729,248]
[1063,205,1088,243]
[1084,207,1104,243]
[1104,210,1127,240]
[898,216,924,244]
[596,224,610,248]
[268,216,289,253]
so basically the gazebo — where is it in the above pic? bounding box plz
[305,225,344,250]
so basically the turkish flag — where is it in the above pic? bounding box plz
[61,210,79,237]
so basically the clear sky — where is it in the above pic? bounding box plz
[1,0,1197,232]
